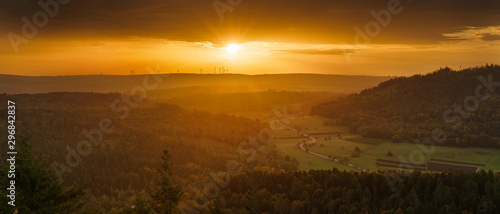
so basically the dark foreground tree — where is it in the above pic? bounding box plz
[150,150,183,214]
[122,150,190,214]
[0,139,85,214]
[208,197,226,214]
[121,191,154,214]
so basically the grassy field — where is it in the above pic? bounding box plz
[344,136,387,145]
[268,116,500,172]
[268,137,356,171]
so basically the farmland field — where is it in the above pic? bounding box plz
[269,116,500,172]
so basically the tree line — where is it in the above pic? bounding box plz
[5,139,498,214]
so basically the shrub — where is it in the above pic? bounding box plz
[387,151,393,156]
[354,146,361,153]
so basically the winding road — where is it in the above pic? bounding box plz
[275,119,368,172]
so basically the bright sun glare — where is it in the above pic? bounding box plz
[225,44,240,54]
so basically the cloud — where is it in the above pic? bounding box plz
[281,48,355,55]
[443,26,500,41]
[479,33,500,41]
[0,0,499,45]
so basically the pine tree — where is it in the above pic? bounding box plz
[209,197,226,214]
[121,191,154,214]
[0,139,85,214]
[149,150,183,214]
[244,188,259,214]
[272,194,291,214]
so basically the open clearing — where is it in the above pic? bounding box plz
[268,116,500,172]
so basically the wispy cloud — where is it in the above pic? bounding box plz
[280,48,355,55]
[479,33,500,41]
[443,26,500,41]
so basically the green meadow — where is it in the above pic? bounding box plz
[269,116,500,172]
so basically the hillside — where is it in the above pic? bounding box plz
[311,65,500,148]
[162,91,339,114]
[0,93,298,212]
[0,73,390,94]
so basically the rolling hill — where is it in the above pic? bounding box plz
[0,73,390,94]
[311,64,500,148]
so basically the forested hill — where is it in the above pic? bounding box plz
[0,92,299,213]
[311,65,500,148]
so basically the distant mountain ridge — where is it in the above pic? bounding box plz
[0,73,390,94]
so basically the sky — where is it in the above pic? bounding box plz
[0,0,499,76]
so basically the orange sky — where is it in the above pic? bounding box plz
[0,0,499,76]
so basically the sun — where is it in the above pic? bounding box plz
[225,44,240,54]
